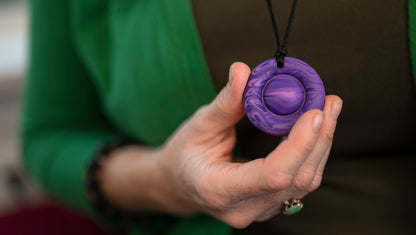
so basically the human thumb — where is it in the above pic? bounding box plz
[201,62,251,133]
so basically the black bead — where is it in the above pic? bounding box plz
[277,57,285,68]
[88,159,100,171]
[85,137,141,227]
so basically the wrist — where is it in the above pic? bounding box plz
[85,138,142,221]
[97,145,163,212]
[96,144,198,216]
[151,147,201,215]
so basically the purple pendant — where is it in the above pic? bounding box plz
[243,57,325,136]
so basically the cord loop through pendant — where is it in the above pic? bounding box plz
[274,48,287,68]
[267,0,298,68]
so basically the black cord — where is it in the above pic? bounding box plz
[266,0,298,68]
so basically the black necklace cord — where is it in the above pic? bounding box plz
[266,0,299,68]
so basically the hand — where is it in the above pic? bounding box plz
[157,62,343,228]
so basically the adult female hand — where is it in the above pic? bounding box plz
[99,62,342,228]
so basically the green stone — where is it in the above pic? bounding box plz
[284,204,302,215]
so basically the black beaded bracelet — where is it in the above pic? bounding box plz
[84,138,175,230]
[85,138,137,225]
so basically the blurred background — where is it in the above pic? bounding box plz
[0,0,43,216]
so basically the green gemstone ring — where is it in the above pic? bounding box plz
[281,198,303,215]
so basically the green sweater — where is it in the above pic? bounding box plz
[22,0,416,234]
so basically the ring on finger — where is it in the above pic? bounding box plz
[281,198,303,215]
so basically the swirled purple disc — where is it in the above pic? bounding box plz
[243,57,325,136]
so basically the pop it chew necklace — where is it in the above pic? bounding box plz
[243,0,326,136]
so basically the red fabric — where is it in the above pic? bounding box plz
[0,203,124,235]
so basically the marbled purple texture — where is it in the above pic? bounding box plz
[262,75,306,116]
[243,57,325,136]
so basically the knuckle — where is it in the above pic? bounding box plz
[216,89,230,113]
[254,216,269,223]
[255,209,278,223]
[292,172,314,191]
[222,213,254,229]
[264,171,293,192]
[321,129,334,144]
[194,178,231,210]
[206,200,227,210]
[212,89,237,119]
[308,174,323,192]
[194,105,209,121]
[202,196,231,211]
[191,105,210,131]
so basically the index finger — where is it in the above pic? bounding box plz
[218,109,324,198]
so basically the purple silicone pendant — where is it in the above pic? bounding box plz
[243,57,325,136]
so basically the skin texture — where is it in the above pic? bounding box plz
[98,62,342,229]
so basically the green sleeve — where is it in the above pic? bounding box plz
[21,0,115,214]
[22,1,231,234]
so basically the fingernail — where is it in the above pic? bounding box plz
[312,112,325,133]
[229,63,235,86]
[331,100,343,120]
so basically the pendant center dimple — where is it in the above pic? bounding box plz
[243,57,325,136]
[262,75,306,116]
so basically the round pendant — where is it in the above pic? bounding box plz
[243,57,325,136]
